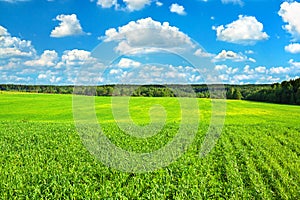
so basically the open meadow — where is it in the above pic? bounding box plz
[0,92,299,199]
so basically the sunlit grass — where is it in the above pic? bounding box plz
[0,92,299,198]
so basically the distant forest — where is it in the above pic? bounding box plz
[1,78,300,105]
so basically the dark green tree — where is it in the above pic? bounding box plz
[295,87,300,105]
[233,88,243,100]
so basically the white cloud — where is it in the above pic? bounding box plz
[221,0,243,6]
[0,26,9,36]
[0,25,36,59]
[230,65,279,84]
[0,47,35,59]
[96,0,117,8]
[289,59,300,68]
[214,64,278,84]
[24,50,58,67]
[156,1,163,6]
[243,65,254,74]
[236,60,296,80]
[248,58,256,63]
[194,48,214,57]
[0,74,32,84]
[50,76,62,83]
[286,59,300,78]
[285,43,300,54]
[234,74,253,81]
[38,74,47,79]
[102,17,194,54]
[50,14,86,38]
[170,3,186,15]
[245,50,254,54]
[269,66,291,74]
[218,74,229,81]
[215,64,227,71]
[215,64,238,74]
[0,0,29,2]
[255,66,266,73]
[109,68,123,75]
[47,49,105,85]
[104,63,203,84]
[205,61,298,84]
[37,70,62,84]
[213,50,255,62]
[116,58,141,68]
[123,0,151,11]
[95,0,151,11]
[59,49,98,67]
[213,15,269,45]
[278,1,300,40]
[3,48,298,85]
[155,65,196,83]
[0,28,105,85]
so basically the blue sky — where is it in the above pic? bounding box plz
[0,0,299,85]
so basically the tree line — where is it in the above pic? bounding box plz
[1,78,299,105]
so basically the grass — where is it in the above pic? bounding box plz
[0,92,299,199]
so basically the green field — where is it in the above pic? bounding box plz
[0,92,299,199]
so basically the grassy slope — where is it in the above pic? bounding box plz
[0,92,299,199]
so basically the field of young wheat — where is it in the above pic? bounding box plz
[0,92,299,199]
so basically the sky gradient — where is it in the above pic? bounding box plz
[0,0,300,85]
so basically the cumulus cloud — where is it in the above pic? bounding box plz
[243,65,254,74]
[116,58,141,68]
[289,59,300,68]
[37,70,62,84]
[0,26,9,36]
[0,74,32,84]
[105,64,202,84]
[285,43,300,54]
[58,49,98,68]
[255,66,266,73]
[213,50,255,62]
[102,17,194,54]
[221,0,243,6]
[290,58,299,65]
[59,49,104,83]
[109,68,123,75]
[96,0,118,8]
[24,50,58,67]
[213,63,299,84]
[278,1,300,40]
[0,27,103,85]
[215,64,239,74]
[194,48,215,57]
[0,25,36,59]
[21,49,103,85]
[0,0,29,2]
[245,50,254,54]
[269,66,291,74]
[170,3,186,15]
[214,64,272,84]
[94,0,151,11]
[50,14,87,38]
[3,48,99,84]
[31,49,102,84]
[236,60,299,83]
[123,0,151,11]
[212,15,269,45]
[156,1,163,6]
[37,74,47,79]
